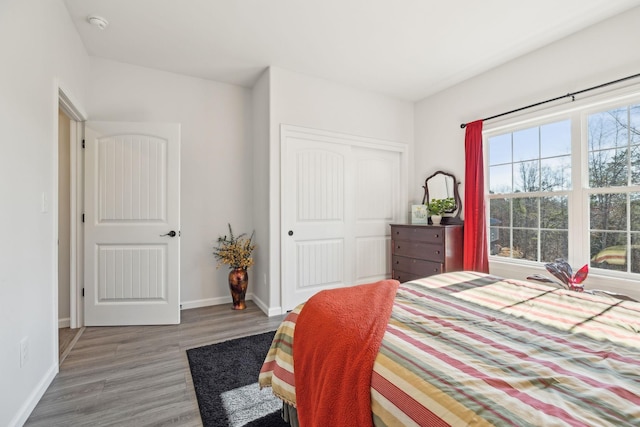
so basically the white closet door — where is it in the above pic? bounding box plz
[84,121,181,325]
[352,146,401,284]
[281,126,405,312]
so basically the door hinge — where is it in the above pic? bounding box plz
[82,213,85,223]
[82,139,85,149]
[82,288,85,297]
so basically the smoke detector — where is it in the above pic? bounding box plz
[87,15,108,30]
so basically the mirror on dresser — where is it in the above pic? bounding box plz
[422,170,462,225]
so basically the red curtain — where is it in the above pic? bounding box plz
[463,120,489,272]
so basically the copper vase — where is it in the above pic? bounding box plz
[228,268,248,310]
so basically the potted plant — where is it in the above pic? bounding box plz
[213,224,256,310]
[426,197,455,225]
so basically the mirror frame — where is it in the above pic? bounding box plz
[421,170,463,224]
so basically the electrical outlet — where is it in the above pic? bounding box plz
[20,337,29,367]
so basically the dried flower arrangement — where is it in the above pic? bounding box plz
[213,224,256,270]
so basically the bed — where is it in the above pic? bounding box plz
[259,271,640,426]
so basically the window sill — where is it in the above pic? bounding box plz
[489,258,640,301]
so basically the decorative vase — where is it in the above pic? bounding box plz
[228,267,248,310]
[431,214,442,226]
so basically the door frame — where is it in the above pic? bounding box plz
[57,83,87,329]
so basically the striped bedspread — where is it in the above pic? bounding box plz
[259,271,640,426]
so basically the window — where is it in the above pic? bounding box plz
[487,98,640,281]
[588,104,640,273]
[488,120,571,263]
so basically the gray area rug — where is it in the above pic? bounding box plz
[187,331,289,427]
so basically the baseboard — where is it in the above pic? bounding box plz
[180,295,235,310]
[180,293,283,317]
[58,317,70,328]
[250,294,284,317]
[9,362,58,427]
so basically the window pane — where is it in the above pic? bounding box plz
[631,104,640,145]
[631,193,640,231]
[513,127,539,162]
[540,156,571,191]
[631,105,640,185]
[492,228,511,257]
[589,148,628,187]
[632,144,640,185]
[590,231,627,271]
[541,230,568,263]
[631,233,640,274]
[540,120,571,157]
[514,161,539,193]
[588,108,628,150]
[489,198,510,227]
[488,134,511,166]
[541,196,568,229]
[489,164,512,194]
[513,197,538,228]
[513,229,538,261]
[590,193,626,231]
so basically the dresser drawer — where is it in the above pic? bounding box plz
[392,241,445,263]
[391,226,444,244]
[392,271,429,283]
[393,256,442,277]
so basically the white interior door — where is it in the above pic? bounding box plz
[84,121,180,325]
[281,126,405,312]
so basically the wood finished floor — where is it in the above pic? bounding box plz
[26,302,286,427]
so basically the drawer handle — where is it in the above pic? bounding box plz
[435,250,441,255]
[434,234,440,238]
[395,260,399,264]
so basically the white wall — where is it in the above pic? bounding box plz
[0,0,89,425]
[414,6,640,290]
[86,58,253,309]
[268,67,414,311]
[250,69,272,311]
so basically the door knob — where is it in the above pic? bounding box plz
[288,230,294,236]
[161,230,177,237]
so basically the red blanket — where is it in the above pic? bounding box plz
[293,279,399,427]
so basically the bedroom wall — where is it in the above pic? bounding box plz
[86,57,254,310]
[0,0,89,426]
[267,66,415,311]
[414,6,640,291]
[250,69,272,312]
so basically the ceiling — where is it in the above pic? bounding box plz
[64,0,640,101]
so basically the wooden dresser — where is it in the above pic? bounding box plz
[390,224,463,283]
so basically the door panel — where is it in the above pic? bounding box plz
[282,139,352,311]
[84,122,180,325]
[353,147,400,282]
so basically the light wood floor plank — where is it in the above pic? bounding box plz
[26,301,286,426]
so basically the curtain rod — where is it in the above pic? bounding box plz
[460,72,640,129]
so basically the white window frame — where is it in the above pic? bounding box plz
[483,83,640,300]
